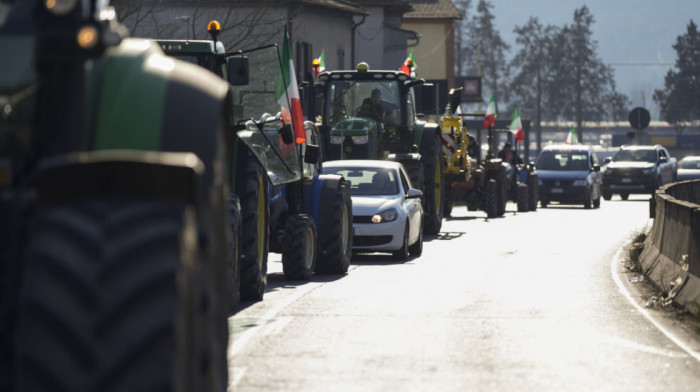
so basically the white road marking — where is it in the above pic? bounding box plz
[611,242,700,363]
[583,331,688,358]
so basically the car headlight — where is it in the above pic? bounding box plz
[351,135,369,144]
[330,135,344,144]
[372,208,398,223]
[572,179,588,186]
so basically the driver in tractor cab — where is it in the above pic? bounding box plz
[370,88,397,125]
[498,142,523,165]
[357,98,381,121]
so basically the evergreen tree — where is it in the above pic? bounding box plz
[468,0,510,105]
[453,0,471,77]
[653,20,700,124]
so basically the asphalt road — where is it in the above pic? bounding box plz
[228,195,700,391]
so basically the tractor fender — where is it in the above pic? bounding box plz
[33,150,203,204]
[89,39,229,210]
[303,174,345,230]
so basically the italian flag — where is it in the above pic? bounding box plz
[482,92,496,129]
[275,25,306,144]
[510,107,524,143]
[565,125,578,145]
[314,50,325,77]
[399,51,416,76]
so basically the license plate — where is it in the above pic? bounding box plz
[551,188,563,194]
[621,178,632,183]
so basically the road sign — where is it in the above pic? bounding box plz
[628,107,651,130]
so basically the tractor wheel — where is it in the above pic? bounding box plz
[516,183,529,212]
[443,183,453,217]
[315,180,353,274]
[13,199,218,391]
[227,195,242,311]
[282,214,317,280]
[402,159,424,195]
[393,222,410,261]
[527,173,538,211]
[484,179,498,218]
[239,159,269,301]
[495,165,508,217]
[420,133,444,235]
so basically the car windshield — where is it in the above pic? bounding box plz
[612,149,657,163]
[536,151,590,171]
[324,167,398,196]
[679,159,700,169]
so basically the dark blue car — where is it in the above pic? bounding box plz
[535,145,602,208]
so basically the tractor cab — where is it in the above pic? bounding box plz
[314,63,422,160]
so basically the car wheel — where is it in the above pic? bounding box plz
[583,188,592,209]
[620,192,629,201]
[540,199,549,208]
[602,190,612,201]
[593,194,601,208]
[393,221,409,261]
[408,217,423,257]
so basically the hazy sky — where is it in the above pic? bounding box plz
[483,0,700,117]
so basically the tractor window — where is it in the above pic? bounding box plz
[405,90,415,128]
[325,80,401,130]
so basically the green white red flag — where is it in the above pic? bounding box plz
[314,50,325,77]
[482,92,496,129]
[509,107,524,143]
[275,25,306,144]
[565,125,578,145]
[399,51,416,76]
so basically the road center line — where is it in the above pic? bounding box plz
[611,242,700,363]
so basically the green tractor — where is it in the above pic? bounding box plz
[1,1,237,390]
[305,62,444,235]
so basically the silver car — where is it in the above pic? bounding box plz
[323,160,423,260]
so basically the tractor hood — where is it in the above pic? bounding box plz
[330,117,377,137]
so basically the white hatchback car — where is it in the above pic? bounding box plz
[323,160,424,260]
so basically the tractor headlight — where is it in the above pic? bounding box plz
[372,208,397,223]
[351,135,369,144]
[572,179,588,186]
[45,0,78,15]
[330,135,344,144]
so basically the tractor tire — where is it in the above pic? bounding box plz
[282,214,317,280]
[227,195,242,311]
[402,159,424,195]
[527,173,538,211]
[495,165,508,217]
[393,222,410,261]
[239,159,269,301]
[13,199,219,392]
[420,133,444,235]
[516,183,529,212]
[484,179,498,218]
[444,185,453,217]
[315,180,353,274]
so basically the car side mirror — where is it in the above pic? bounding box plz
[406,188,423,199]
[604,157,611,164]
[227,57,249,86]
[659,156,668,163]
[593,164,600,172]
[304,144,319,164]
